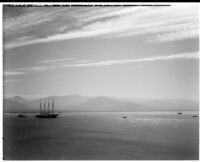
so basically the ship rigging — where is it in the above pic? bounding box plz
[35,97,59,118]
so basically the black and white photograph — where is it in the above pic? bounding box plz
[3,3,199,160]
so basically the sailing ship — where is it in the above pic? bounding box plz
[35,97,59,118]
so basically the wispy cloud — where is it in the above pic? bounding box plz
[4,66,52,76]
[4,51,198,76]
[65,52,199,67]
[147,26,199,43]
[38,57,92,66]
[4,57,92,76]
[38,57,78,64]
[4,71,27,76]
[4,5,198,49]
[4,79,21,83]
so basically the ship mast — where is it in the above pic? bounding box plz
[40,99,42,114]
[47,97,50,115]
[43,98,46,115]
[35,96,59,118]
[52,96,54,114]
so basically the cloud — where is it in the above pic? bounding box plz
[147,26,199,43]
[38,57,78,64]
[65,52,199,67]
[38,57,92,66]
[4,71,26,76]
[3,57,92,76]
[4,51,198,76]
[4,66,51,76]
[4,5,198,49]
[4,79,21,83]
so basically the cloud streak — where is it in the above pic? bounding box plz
[4,71,27,76]
[4,5,198,49]
[4,58,92,76]
[65,52,199,67]
[38,57,78,64]
[4,79,21,83]
[4,52,198,76]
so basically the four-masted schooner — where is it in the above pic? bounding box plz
[35,97,59,118]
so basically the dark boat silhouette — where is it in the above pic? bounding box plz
[177,112,182,115]
[193,115,198,118]
[35,97,59,118]
[35,113,59,118]
[17,114,26,118]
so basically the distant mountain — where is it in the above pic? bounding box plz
[8,96,28,104]
[3,95,199,113]
[72,96,143,112]
[117,98,199,111]
[27,95,91,112]
[56,95,91,107]
[3,99,30,113]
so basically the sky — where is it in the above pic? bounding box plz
[3,4,199,100]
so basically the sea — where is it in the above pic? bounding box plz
[3,111,199,160]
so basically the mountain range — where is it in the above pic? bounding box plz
[3,95,199,113]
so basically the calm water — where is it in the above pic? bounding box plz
[3,111,199,160]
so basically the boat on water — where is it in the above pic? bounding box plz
[17,114,26,118]
[35,97,59,118]
[193,115,198,118]
[35,113,59,118]
[178,112,182,115]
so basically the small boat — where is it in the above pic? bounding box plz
[123,116,127,118]
[17,114,26,118]
[177,112,182,115]
[35,97,59,119]
[193,115,198,118]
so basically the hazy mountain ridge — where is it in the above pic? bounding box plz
[116,98,199,111]
[3,95,199,113]
[72,96,144,112]
[8,96,28,104]
[3,98,31,113]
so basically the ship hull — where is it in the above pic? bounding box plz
[35,114,59,118]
